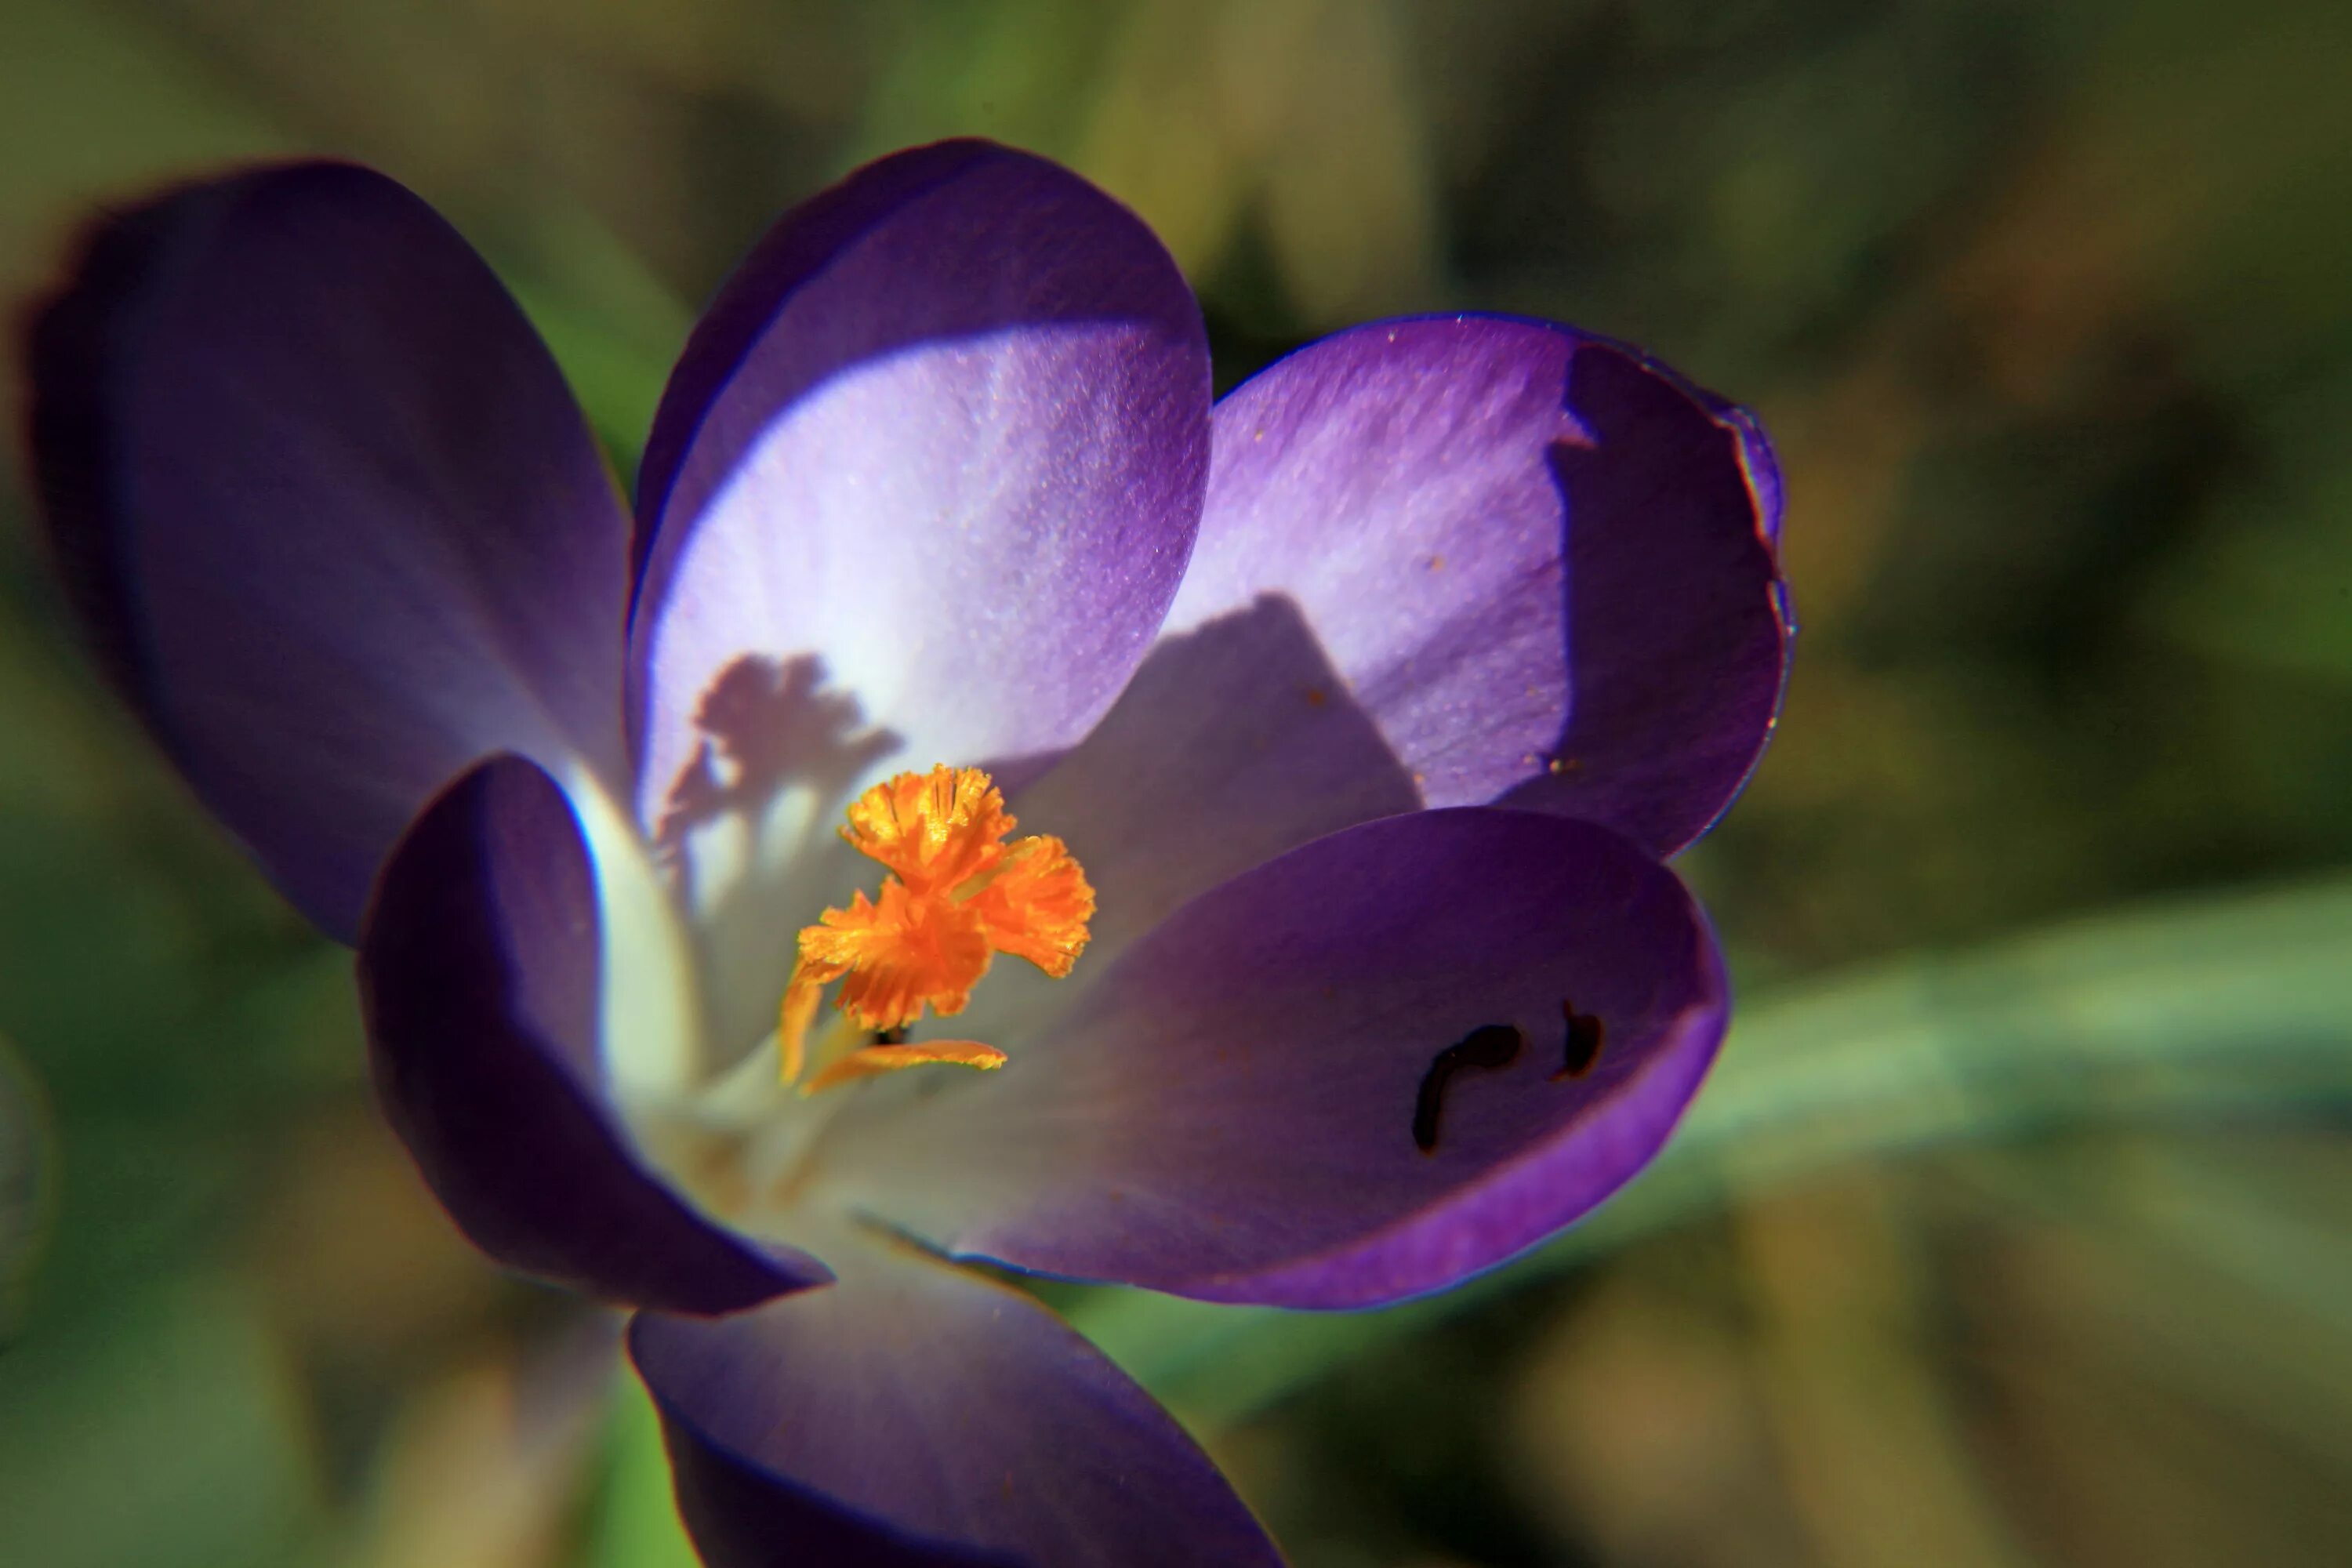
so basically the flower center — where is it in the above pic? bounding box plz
[778,765,1094,1094]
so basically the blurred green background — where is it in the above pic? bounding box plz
[3,1,2350,1564]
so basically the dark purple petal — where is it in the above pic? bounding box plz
[1158,317,1788,860]
[629,140,1210,834]
[1700,392,1787,549]
[360,753,821,1315]
[630,1229,1282,1568]
[22,162,632,941]
[821,808,1726,1310]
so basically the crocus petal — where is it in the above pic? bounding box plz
[630,1227,1282,1568]
[1700,391,1787,548]
[629,140,1211,848]
[818,808,1727,1310]
[936,595,1421,1058]
[1154,317,1788,861]
[998,593,1423,970]
[360,754,822,1315]
[24,162,631,941]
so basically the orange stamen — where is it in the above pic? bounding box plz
[779,765,1093,1091]
[800,1041,1009,1096]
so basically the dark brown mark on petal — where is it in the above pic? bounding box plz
[1413,1023,1525,1153]
[1551,1000,1605,1080]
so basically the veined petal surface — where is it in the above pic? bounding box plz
[630,140,1212,848]
[1153,318,1788,863]
[819,808,1728,1309]
[24,162,631,940]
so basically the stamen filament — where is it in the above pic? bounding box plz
[800,1041,1009,1096]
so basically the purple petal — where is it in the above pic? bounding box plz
[23,162,631,941]
[978,594,1420,985]
[1700,391,1787,549]
[1160,317,1788,860]
[820,808,1727,1310]
[360,753,821,1315]
[629,140,1210,835]
[630,1228,1282,1568]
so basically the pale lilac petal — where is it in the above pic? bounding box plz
[360,755,821,1314]
[1152,317,1786,862]
[630,1228,1280,1567]
[817,808,1727,1309]
[630,140,1211,856]
[24,162,630,940]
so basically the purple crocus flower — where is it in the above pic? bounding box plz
[20,141,1788,1565]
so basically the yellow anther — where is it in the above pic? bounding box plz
[779,765,1093,1092]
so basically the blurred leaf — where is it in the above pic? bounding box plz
[1072,875,2352,1432]
[856,0,1116,162]
[506,278,679,487]
[2156,353,2352,683]
[1933,1129,2352,1567]
[1733,1180,2037,1568]
[2083,0,2352,375]
[339,1342,612,1568]
[580,1372,700,1568]
[0,0,286,312]
[0,1029,55,1339]
[497,205,694,483]
[1947,1131,2352,1468]
[0,1276,324,1568]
